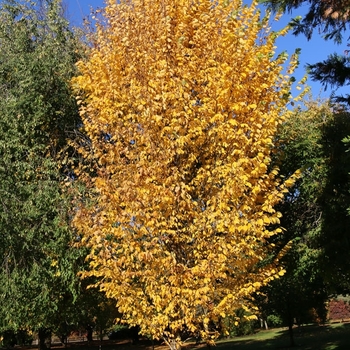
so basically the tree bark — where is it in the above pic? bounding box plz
[285,296,296,347]
[288,318,295,347]
[38,328,51,350]
[86,325,93,342]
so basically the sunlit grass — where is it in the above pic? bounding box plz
[212,322,350,350]
[39,322,350,350]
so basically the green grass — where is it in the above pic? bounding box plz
[40,323,350,350]
[213,323,350,350]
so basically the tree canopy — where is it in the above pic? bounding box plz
[72,0,300,348]
[256,102,333,346]
[0,0,84,347]
[257,101,350,346]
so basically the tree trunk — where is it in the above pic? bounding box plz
[130,326,139,344]
[86,325,93,342]
[38,328,51,350]
[288,318,295,347]
[260,318,268,330]
[286,297,295,347]
[164,337,181,350]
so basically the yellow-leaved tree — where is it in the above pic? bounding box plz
[72,0,300,348]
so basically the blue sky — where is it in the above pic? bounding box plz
[63,0,348,101]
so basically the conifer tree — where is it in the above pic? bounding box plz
[260,0,350,104]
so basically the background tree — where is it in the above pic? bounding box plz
[317,109,350,291]
[72,0,300,348]
[278,101,350,294]
[256,101,350,346]
[260,0,350,305]
[260,0,350,104]
[0,0,85,348]
[74,280,122,342]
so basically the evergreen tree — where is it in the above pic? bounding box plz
[0,0,84,348]
[260,0,350,104]
[258,102,350,346]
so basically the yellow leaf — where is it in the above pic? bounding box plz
[72,0,295,345]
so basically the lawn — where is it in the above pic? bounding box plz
[28,323,350,350]
[213,323,350,350]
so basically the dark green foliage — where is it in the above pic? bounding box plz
[0,0,84,342]
[260,0,350,105]
[317,112,350,292]
[256,102,350,345]
[266,314,283,328]
[276,102,350,295]
[260,0,349,41]
[307,54,350,88]
[75,281,122,342]
[307,54,350,105]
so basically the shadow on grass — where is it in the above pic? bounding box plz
[215,323,350,350]
[18,324,350,350]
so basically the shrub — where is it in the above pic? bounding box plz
[267,314,283,328]
[328,299,350,321]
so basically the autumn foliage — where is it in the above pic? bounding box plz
[328,299,350,321]
[73,0,298,347]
